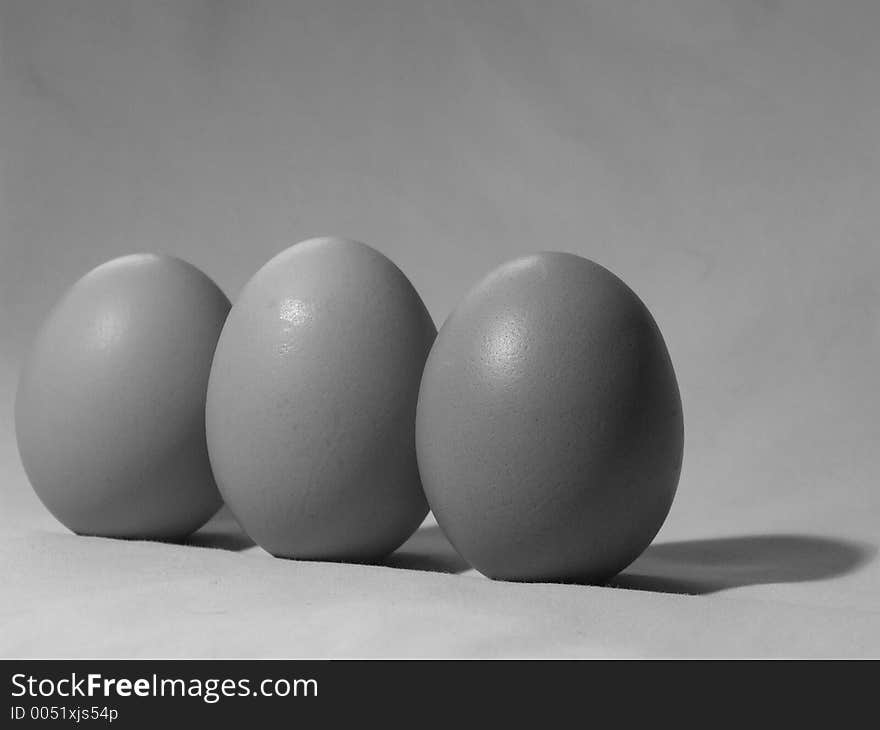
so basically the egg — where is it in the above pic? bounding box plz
[206,237,435,561]
[15,254,230,539]
[416,252,683,583]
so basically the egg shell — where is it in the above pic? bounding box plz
[15,254,230,539]
[416,252,684,583]
[205,237,435,561]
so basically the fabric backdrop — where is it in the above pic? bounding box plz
[1,0,879,657]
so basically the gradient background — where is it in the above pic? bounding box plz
[2,0,879,656]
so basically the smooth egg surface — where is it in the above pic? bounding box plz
[205,237,435,561]
[15,254,230,539]
[416,252,684,583]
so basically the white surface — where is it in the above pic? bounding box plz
[2,499,878,658]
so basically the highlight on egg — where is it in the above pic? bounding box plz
[416,252,684,584]
[15,254,231,540]
[205,237,436,562]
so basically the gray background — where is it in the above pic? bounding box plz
[1,1,879,655]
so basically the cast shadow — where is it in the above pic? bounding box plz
[186,507,256,552]
[611,534,876,595]
[385,525,471,575]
